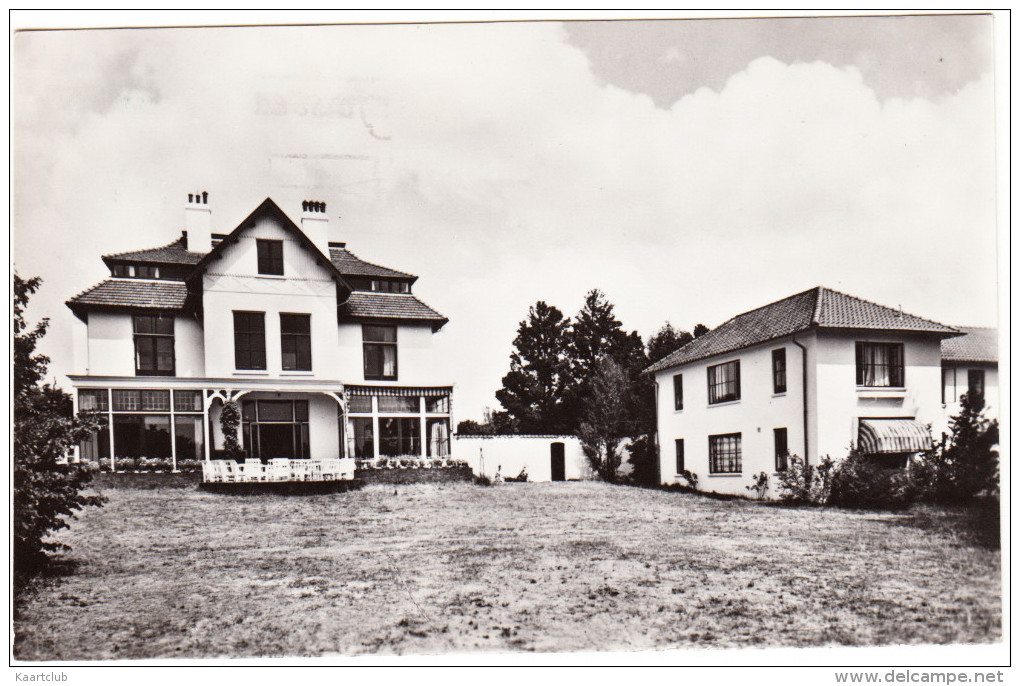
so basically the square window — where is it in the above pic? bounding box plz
[707,360,741,404]
[709,433,742,474]
[855,342,904,387]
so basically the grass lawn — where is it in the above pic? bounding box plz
[13,481,1001,659]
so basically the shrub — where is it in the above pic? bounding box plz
[116,457,137,472]
[677,469,699,490]
[474,474,492,487]
[919,393,999,503]
[625,434,659,487]
[220,400,243,461]
[98,457,112,472]
[746,471,769,501]
[776,455,832,504]
[177,459,201,473]
[829,450,918,509]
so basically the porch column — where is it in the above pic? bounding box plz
[372,396,380,459]
[203,390,213,462]
[70,388,80,463]
[419,396,427,459]
[108,388,116,472]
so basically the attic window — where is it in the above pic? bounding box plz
[371,279,409,293]
[113,264,159,279]
[257,239,284,276]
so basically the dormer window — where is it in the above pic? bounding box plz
[370,279,409,293]
[112,264,159,279]
[256,239,284,276]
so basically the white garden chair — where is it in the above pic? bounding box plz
[243,459,266,482]
[202,461,222,483]
[269,458,290,481]
[220,460,238,483]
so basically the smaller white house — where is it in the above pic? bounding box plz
[452,435,588,482]
[645,287,961,497]
[940,326,998,437]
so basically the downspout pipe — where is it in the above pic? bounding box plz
[652,378,661,484]
[791,335,809,464]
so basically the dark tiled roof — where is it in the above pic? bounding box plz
[66,279,189,311]
[103,237,205,265]
[330,247,415,279]
[645,286,959,374]
[941,326,998,364]
[339,292,447,329]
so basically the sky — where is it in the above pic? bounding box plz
[11,12,1001,422]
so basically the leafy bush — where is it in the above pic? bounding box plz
[776,455,833,504]
[677,469,699,490]
[116,457,137,472]
[98,457,112,472]
[829,450,919,509]
[474,474,492,487]
[177,459,202,473]
[220,400,243,460]
[746,471,769,501]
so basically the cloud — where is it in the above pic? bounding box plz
[13,22,997,419]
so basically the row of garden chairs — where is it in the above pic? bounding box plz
[202,458,354,483]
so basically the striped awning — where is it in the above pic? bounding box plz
[346,385,452,397]
[858,419,932,454]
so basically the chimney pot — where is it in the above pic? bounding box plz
[202,191,208,204]
[188,193,194,203]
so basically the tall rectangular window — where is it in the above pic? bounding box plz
[363,324,397,380]
[774,428,789,472]
[256,239,284,275]
[673,374,684,411]
[772,348,787,394]
[708,433,742,474]
[707,360,741,404]
[967,369,985,400]
[675,439,685,474]
[351,417,375,458]
[133,314,175,376]
[233,312,266,370]
[855,342,904,387]
[379,417,420,457]
[427,418,450,457]
[280,313,312,371]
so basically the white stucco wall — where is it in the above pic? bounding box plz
[84,311,204,378]
[202,214,341,380]
[813,331,943,461]
[452,435,589,482]
[654,336,807,497]
[337,321,441,386]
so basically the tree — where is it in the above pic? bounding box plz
[693,323,710,338]
[14,274,104,579]
[563,289,650,434]
[577,359,631,483]
[495,301,571,433]
[646,322,693,365]
[926,392,999,502]
[625,434,659,486]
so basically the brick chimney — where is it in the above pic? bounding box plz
[300,200,330,256]
[184,191,212,253]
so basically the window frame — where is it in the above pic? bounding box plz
[673,374,684,411]
[855,341,905,388]
[708,432,742,474]
[707,360,741,405]
[256,239,284,276]
[675,438,685,474]
[132,313,175,376]
[233,311,267,371]
[280,313,312,371]
[363,324,398,380]
[772,348,787,394]
[774,427,789,472]
[967,369,985,400]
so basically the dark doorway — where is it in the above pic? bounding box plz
[550,442,565,481]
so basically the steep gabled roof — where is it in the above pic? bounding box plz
[339,292,448,331]
[941,326,998,364]
[102,237,205,266]
[645,286,959,374]
[329,246,416,280]
[188,198,351,293]
[66,279,189,319]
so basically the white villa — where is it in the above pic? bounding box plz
[645,287,962,496]
[66,194,453,476]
